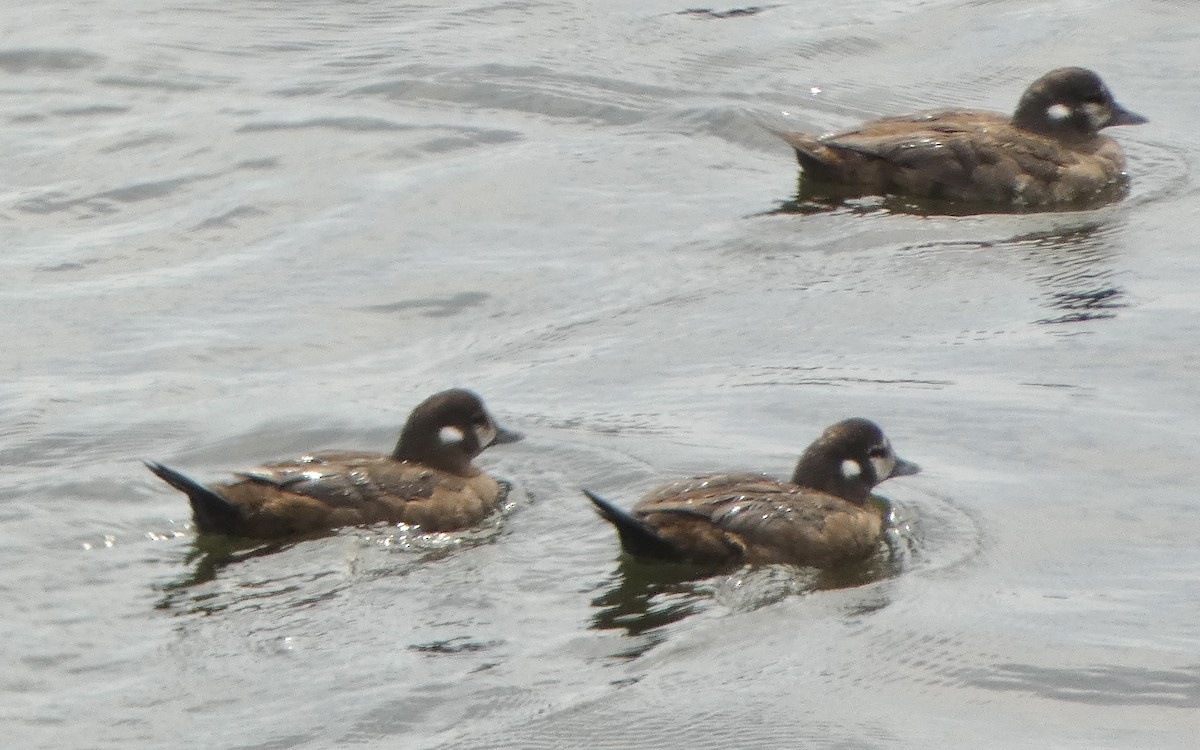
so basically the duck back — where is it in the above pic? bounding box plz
[631,473,883,566]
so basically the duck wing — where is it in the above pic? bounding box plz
[234,454,437,509]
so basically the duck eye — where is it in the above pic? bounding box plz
[868,447,888,459]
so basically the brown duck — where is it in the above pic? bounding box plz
[585,418,919,568]
[147,388,522,539]
[779,67,1146,208]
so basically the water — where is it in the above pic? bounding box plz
[3,1,1200,747]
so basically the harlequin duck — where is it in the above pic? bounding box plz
[147,388,522,539]
[585,418,919,567]
[778,67,1146,208]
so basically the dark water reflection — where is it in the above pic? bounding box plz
[159,536,294,597]
[885,219,1127,326]
[590,559,709,651]
[154,514,511,617]
[1009,223,1127,324]
[154,537,348,618]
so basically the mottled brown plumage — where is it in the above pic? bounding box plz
[586,418,919,568]
[779,67,1146,208]
[147,388,522,539]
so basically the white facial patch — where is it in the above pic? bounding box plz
[438,426,465,445]
[473,422,497,447]
[1083,102,1107,128]
[1046,103,1071,121]
[870,454,895,481]
[840,459,863,480]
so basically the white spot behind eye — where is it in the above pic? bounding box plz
[439,426,465,445]
[1046,103,1071,120]
[840,459,862,480]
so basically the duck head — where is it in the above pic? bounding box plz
[1012,67,1146,138]
[392,388,522,474]
[790,417,919,504]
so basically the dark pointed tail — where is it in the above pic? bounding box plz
[145,461,243,536]
[583,489,685,563]
[772,131,832,172]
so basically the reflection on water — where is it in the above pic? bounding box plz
[590,558,711,652]
[885,219,1126,325]
[159,535,294,596]
[154,535,342,616]
[154,510,512,616]
[1036,287,1123,324]
[1008,223,1126,325]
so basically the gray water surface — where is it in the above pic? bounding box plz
[3,1,1200,748]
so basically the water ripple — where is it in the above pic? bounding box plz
[0,47,104,74]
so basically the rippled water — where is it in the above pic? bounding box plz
[4,1,1200,748]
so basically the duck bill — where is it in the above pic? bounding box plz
[890,457,921,477]
[489,425,524,446]
[1108,106,1147,127]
